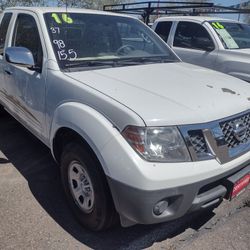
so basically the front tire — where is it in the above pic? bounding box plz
[0,105,5,115]
[60,142,117,231]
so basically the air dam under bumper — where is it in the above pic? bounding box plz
[107,163,250,227]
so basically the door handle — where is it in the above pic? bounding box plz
[4,69,12,75]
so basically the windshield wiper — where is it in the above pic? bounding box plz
[117,56,176,65]
[65,60,117,68]
[64,56,176,70]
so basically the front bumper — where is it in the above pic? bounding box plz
[107,163,250,227]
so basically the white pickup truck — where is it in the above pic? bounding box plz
[0,7,250,231]
[152,16,250,82]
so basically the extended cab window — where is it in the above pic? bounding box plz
[12,14,43,68]
[155,21,173,42]
[0,13,12,54]
[174,22,214,51]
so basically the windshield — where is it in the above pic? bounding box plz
[44,12,178,69]
[209,21,250,49]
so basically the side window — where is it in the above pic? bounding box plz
[12,14,43,68]
[155,21,173,42]
[0,13,12,54]
[174,22,214,51]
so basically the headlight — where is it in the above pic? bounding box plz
[122,126,191,162]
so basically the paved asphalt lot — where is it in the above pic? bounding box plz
[0,111,249,250]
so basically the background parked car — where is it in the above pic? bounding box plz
[152,16,250,82]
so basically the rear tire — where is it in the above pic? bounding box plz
[60,142,118,231]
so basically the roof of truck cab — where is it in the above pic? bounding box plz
[155,15,240,23]
[4,7,135,19]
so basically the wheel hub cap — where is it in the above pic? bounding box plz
[68,161,94,213]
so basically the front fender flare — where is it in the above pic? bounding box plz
[49,102,122,175]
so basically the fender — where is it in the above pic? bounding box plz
[228,71,250,83]
[223,61,250,82]
[49,102,125,175]
[217,52,250,82]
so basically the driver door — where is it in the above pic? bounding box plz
[172,21,218,69]
[4,13,46,140]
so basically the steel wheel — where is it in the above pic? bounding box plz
[68,160,94,213]
[61,142,118,231]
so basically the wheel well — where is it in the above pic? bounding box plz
[53,127,97,164]
[53,127,119,225]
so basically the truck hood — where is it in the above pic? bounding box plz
[65,62,250,126]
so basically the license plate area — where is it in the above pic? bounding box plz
[230,174,250,200]
[223,166,250,200]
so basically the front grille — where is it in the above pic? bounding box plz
[180,110,250,163]
[220,112,250,149]
[188,130,208,154]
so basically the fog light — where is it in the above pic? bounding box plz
[153,200,169,216]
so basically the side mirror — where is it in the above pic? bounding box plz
[5,47,35,68]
